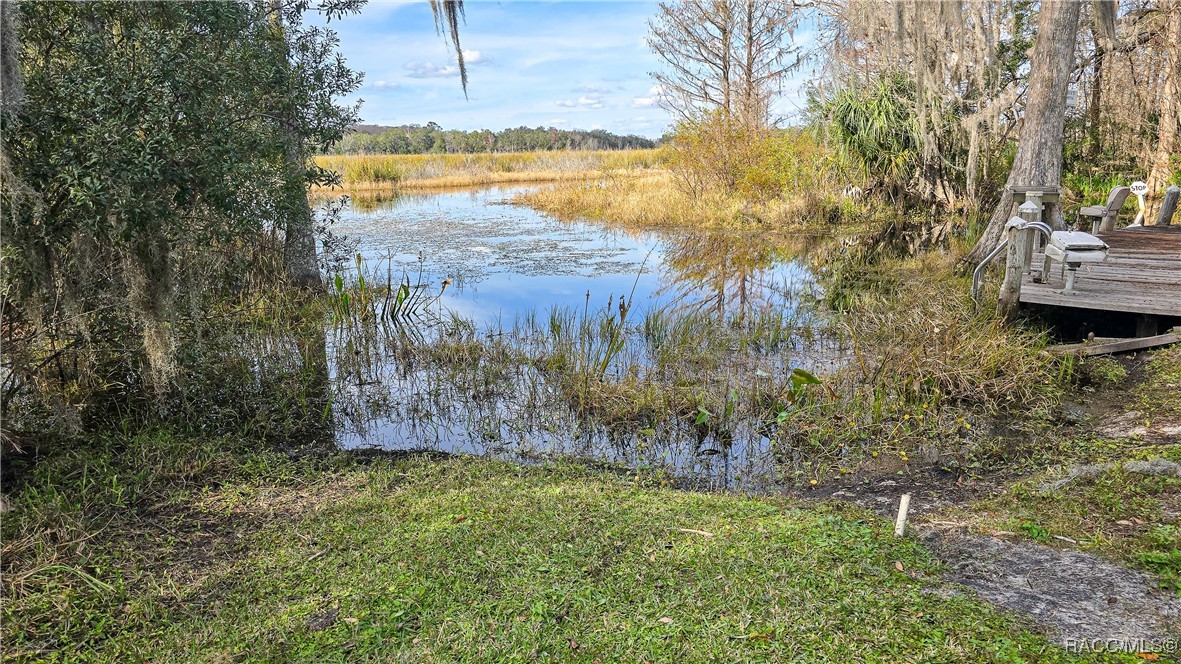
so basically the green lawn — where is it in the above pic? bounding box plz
[3,444,1107,662]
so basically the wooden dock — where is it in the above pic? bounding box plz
[1020,225,1181,318]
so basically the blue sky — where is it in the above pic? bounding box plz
[316,1,811,138]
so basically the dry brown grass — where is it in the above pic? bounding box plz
[833,251,1060,413]
[515,173,721,227]
[515,171,852,232]
[314,150,667,191]
[336,169,610,191]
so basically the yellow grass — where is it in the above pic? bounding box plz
[314,149,667,191]
[514,171,840,232]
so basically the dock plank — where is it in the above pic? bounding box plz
[1019,226,1181,317]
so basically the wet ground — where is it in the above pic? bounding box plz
[928,530,1181,650]
[803,362,1181,654]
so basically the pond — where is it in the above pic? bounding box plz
[328,186,815,324]
[316,185,841,490]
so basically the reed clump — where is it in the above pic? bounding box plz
[518,173,734,229]
[516,171,880,233]
[523,298,810,446]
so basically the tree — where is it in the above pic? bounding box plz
[821,74,922,201]
[268,0,364,290]
[648,0,797,129]
[968,1,1082,263]
[272,0,464,289]
[813,1,1028,206]
[1145,0,1181,218]
[1,1,360,391]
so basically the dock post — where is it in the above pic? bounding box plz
[1019,201,1040,273]
[1154,185,1179,226]
[998,217,1033,320]
[1137,316,1160,337]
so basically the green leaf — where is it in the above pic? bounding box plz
[790,368,822,386]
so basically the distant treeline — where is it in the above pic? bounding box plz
[329,122,658,155]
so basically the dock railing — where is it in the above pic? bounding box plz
[971,202,1052,312]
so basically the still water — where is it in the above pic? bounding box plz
[319,185,833,490]
[329,186,814,324]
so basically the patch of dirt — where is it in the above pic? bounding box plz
[1095,410,1181,441]
[808,461,1181,653]
[925,529,1181,647]
[800,463,1007,518]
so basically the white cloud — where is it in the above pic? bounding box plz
[547,118,570,126]
[404,61,460,78]
[404,50,487,80]
[577,95,605,109]
[632,84,665,108]
[613,116,658,131]
[371,80,401,90]
[556,94,606,109]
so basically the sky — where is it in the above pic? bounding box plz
[313,1,813,138]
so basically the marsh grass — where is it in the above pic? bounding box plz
[531,298,808,437]
[313,149,667,191]
[313,245,1066,485]
[516,171,885,234]
[772,248,1066,470]
[834,255,1059,412]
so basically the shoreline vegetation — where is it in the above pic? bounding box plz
[312,149,667,191]
[9,143,1181,658]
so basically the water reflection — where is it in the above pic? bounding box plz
[659,232,798,319]
[324,185,818,323]
[311,185,837,490]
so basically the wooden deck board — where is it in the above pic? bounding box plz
[1019,226,1181,317]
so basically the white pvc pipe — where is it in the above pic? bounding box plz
[894,494,912,537]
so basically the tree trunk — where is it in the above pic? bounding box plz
[282,146,322,290]
[1086,0,1117,159]
[967,1,1081,264]
[1086,44,1104,160]
[271,1,322,290]
[742,0,755,129]
[1145,0,1181,220]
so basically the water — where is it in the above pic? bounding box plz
[317,185,837,490]
[327,186,815,324]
